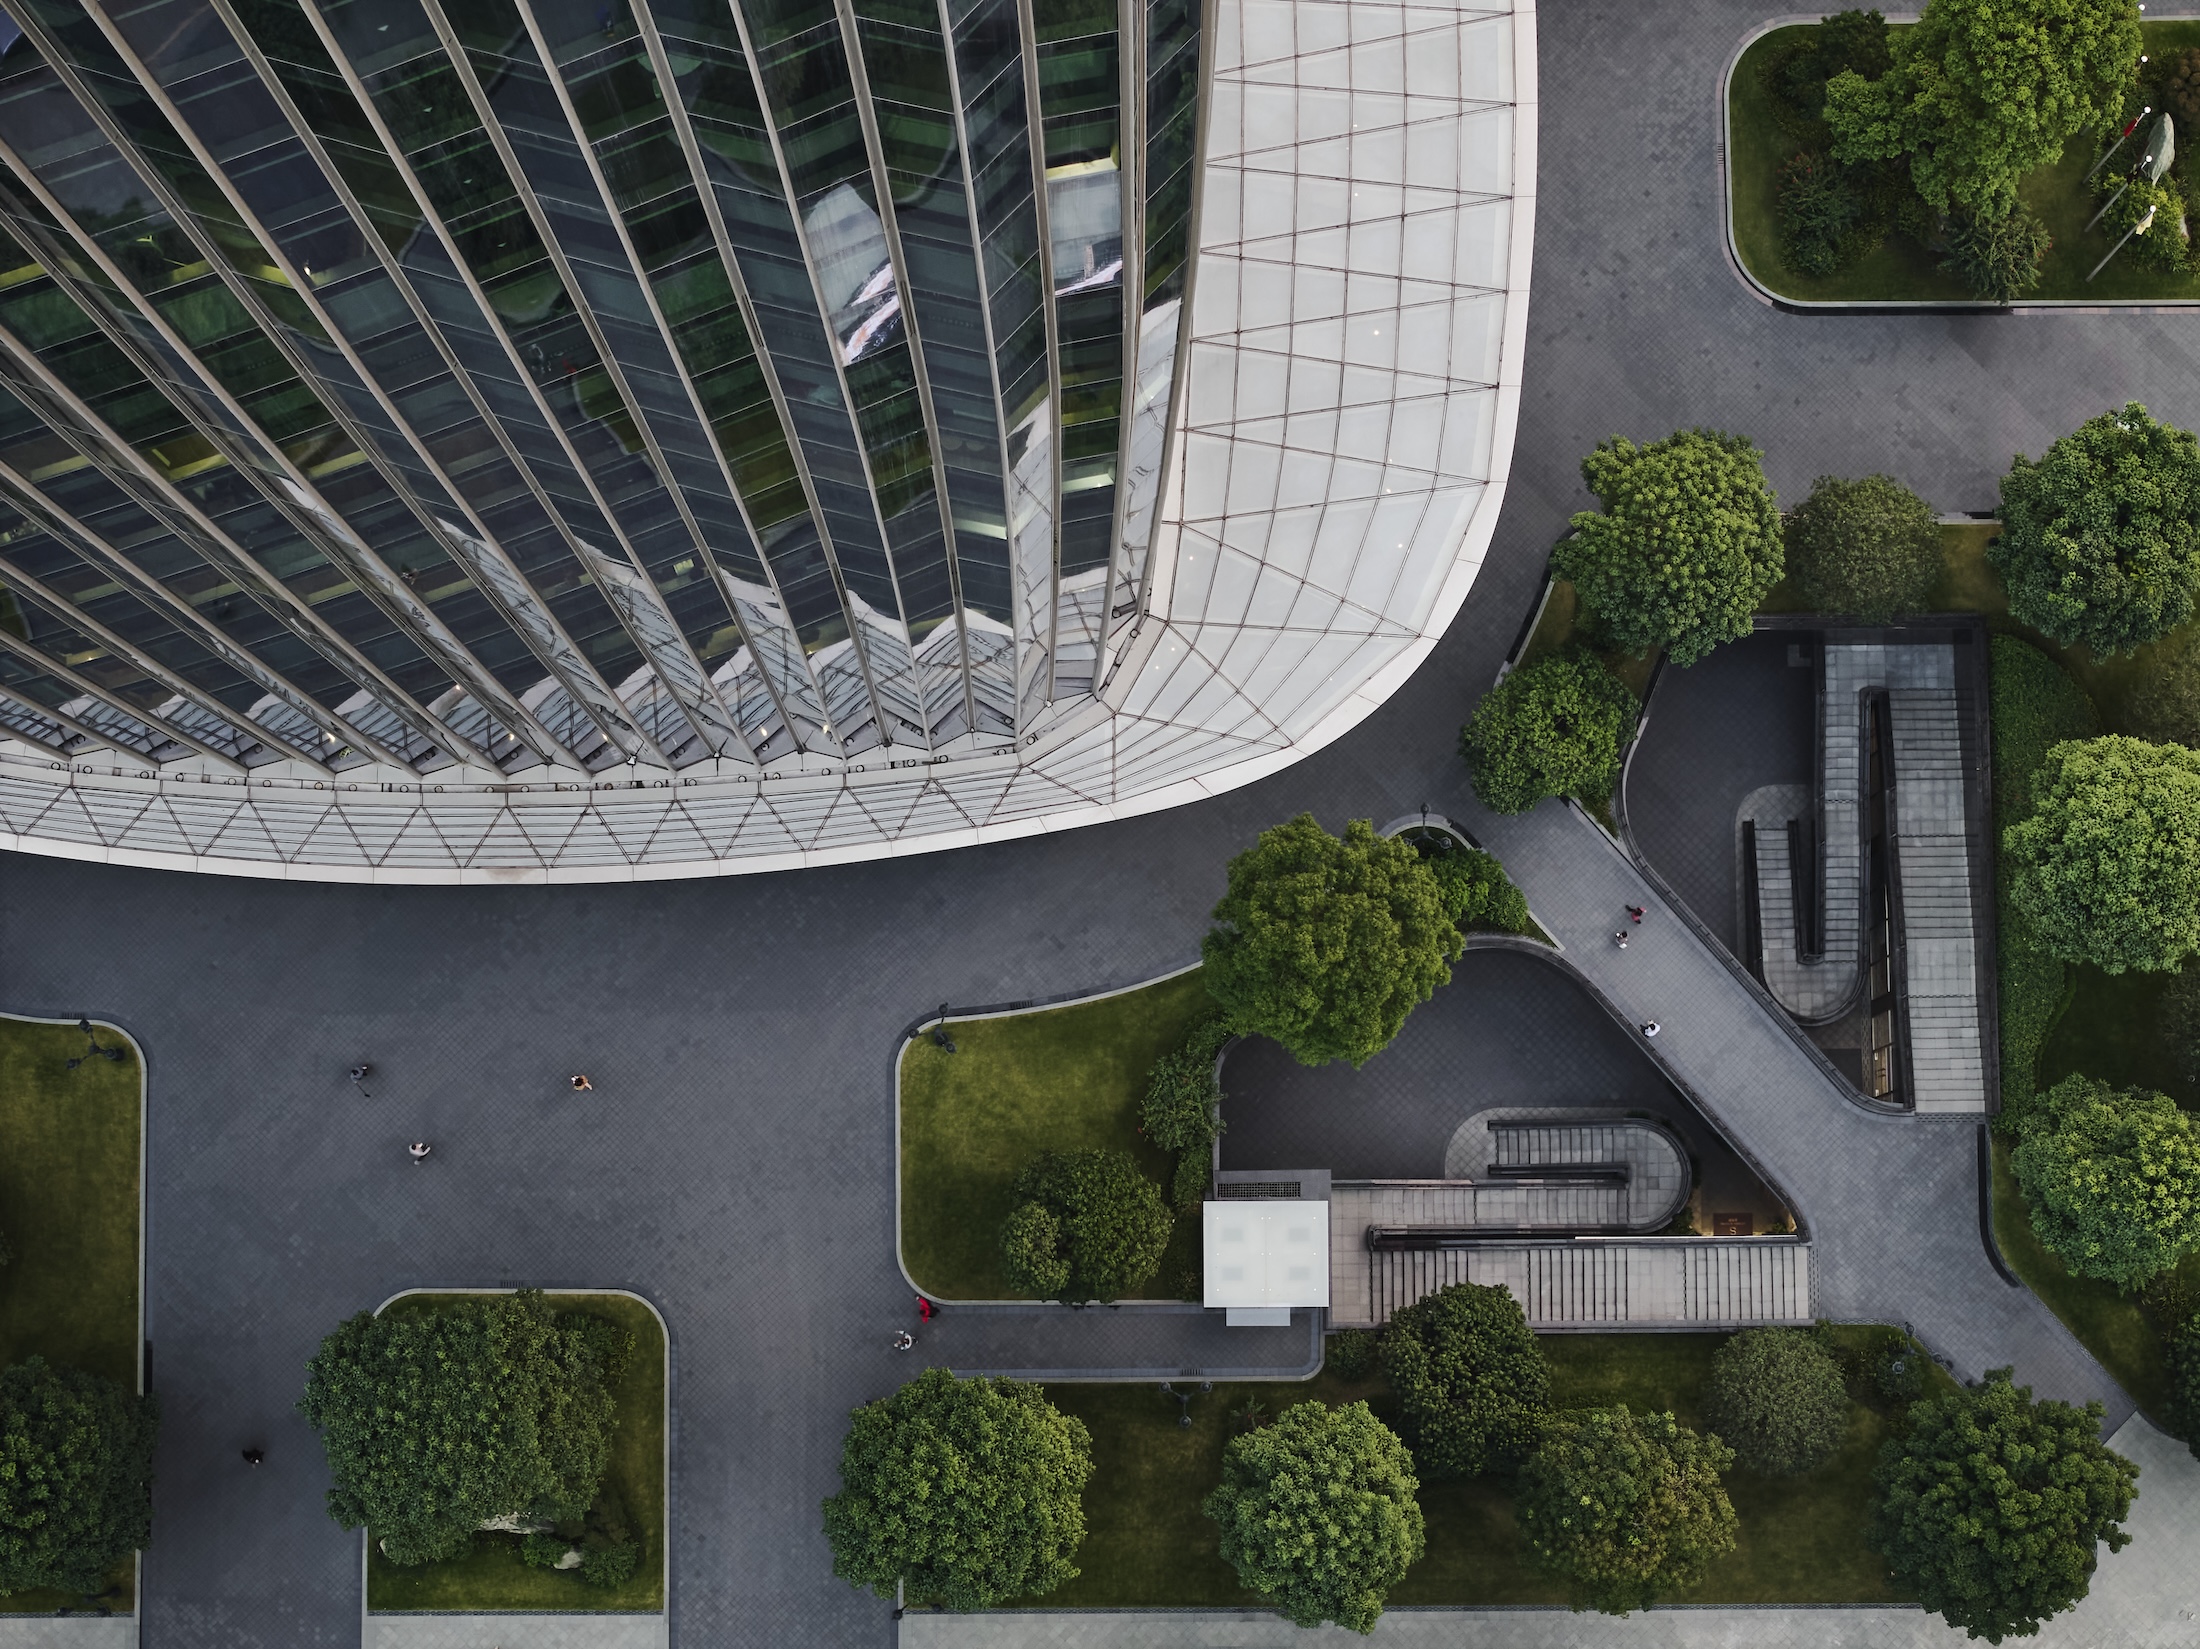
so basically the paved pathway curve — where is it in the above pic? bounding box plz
[1459,794,2130,1427]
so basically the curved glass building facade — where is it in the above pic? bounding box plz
[0,0,1532,878]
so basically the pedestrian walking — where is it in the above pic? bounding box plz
[1614,930,1629,948]
[569,1074,592,1092]
[242,1448,264,1466]
[1627,906,1645,924]
[349,1064,370,1083]
[891,1329,915,1351]
[917,1296,934,1322]
[1640,1021,1661,1038]
[408,1140,431,1164]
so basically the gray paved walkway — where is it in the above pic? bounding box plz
[7,2,2200,1645]
[1461,795,2127,1424]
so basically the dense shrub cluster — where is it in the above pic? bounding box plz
[2010,1074,2200,1289]
[823,1368,1092,1610]
[2004,736,2200,976]
[1516,1405,1737,1613]
[1203,1400,1424,1633]
[1424,845,1533,936]
[999,1149,1173,1301]
[1992,404,2200,659]
[1702,1328,1848,1477]
[1381,1282,1550,1479]
[1987,637,2096,1121]
[1461,652,1637,816]
[298,1292,631,1569]
[1555,429,1784,666]
[1141,1012,1237,1210]
[1783,474,1941,619]
[1202,815,1460,1068]
[1870,1370,2136,1642]
[1777,151,1866,277]
[1940,203,2052,303]
[2168,1311,2200,1456]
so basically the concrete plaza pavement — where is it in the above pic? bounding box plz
[9,1,2200,1645]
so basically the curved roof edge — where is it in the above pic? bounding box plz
[0,0,1537,885]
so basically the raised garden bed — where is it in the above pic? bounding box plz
[1037,1325,1953,1609]
[0,1014,142,1615]
[363,1290,666,1614]
[1727,19,2200,306]
[897,969,1213,1302]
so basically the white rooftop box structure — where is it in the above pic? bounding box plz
[1204,1200,1330,1326]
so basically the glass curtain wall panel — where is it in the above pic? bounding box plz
[0,0,1204,787]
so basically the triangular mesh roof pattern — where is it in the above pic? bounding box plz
[0,0,1530,883]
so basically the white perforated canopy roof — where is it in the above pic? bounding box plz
[1203,1199,1331,1308]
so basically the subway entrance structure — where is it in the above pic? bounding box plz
[0,0,1531,879]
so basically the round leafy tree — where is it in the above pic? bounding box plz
[1202,815,1460,1067]
[1940,202,2052,302]
[2010,1073,2200,1288]
[2004,735,2200,974]
[1825,0,2140,218]
[1515,1404,1737,1613]
[1870,1368,2137,1642]
[0,1357,157,1596]
[1702,1328,1848,1477]
[298,1290,632,1567]
[1554,429,1783,666]
[822,1367,1092,1610]
[1990,404,2200,657]
[1461,652,1635,816]
[1380,1281,1550,1478]
[1000,1149,1172,1301]
[2168,1311,2200,1457]
[1201,1399,1424,1634]
[1784,474,1942,620]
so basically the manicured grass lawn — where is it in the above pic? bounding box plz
[1729,22,2200,304]
[364,1291,665,1613]
[1041,1327,1942,1609]
[1515,577,1657,702]
[1988,1136,2196,1427]
[899,969,1214,1300]
[0,1015,140,1614]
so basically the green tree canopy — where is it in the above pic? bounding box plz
[1554,429,1783,666]
[1870,1369,2137,1642]
[1825,0,2141,218]
[1784,474,1943,619]
[1990,405,2200,657]
[822,1367,1092,1610]
[1702,1328,1848,1477]
[297,1291,632,1567]
[1381,1282,1550,1478]
[1202,1399,1424,1633]
[1202,815,1460,1066]
[1516,1404,1737,1613]
[2011,1073,2200,1288]
[1000,1149,1172,1301]
[1460,652,1636,815]
[0,1358,156,1597]
[2004,735,2200,973]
